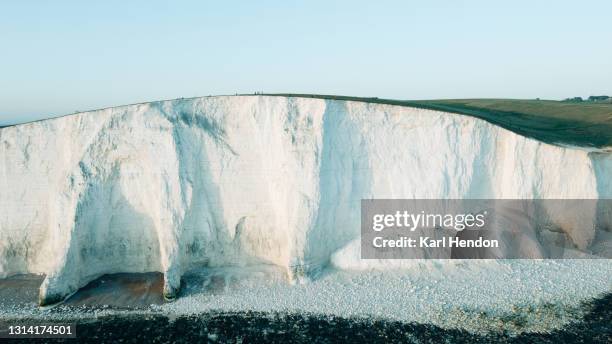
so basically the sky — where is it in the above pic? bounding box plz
[1,0,611,125]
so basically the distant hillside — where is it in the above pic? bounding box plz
[563,95,611,103]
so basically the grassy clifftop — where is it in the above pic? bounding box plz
[3,94,611,149]
[266,94,612,149]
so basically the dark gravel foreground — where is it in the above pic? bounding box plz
[5,293,611,344]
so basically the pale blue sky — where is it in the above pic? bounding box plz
[1,0,611,125]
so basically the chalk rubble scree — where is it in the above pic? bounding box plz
[0,96,610,306]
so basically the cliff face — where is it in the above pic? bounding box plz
[0,96,610,305]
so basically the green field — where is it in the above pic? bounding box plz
[264,94,612,149]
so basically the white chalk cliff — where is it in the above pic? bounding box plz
[0,96,610,305]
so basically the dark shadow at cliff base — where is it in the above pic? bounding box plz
[64,272,164,308]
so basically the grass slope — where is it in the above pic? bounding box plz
[265,94,612,149]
